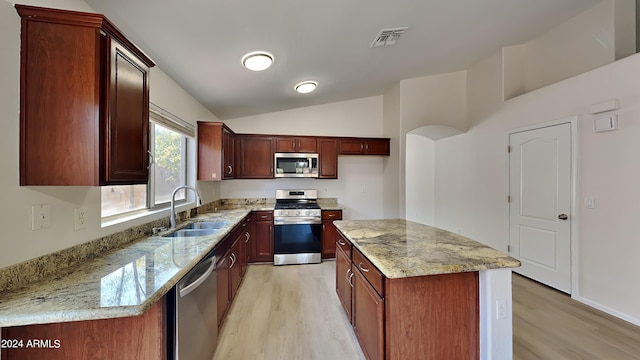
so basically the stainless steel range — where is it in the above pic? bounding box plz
[273,189,322,265]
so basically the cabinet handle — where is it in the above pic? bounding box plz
[358,262,370,273]
[365,143,369,151]
[245,232,250,242]
[328,214,336,217]
[360,143,364,151]
[337,239,347,246]
[346,268,351,284]
[348,272,354,288]
[323,224,325,231]
[230,253,236,268]
[228,165,233,175]
[147,150,155,169]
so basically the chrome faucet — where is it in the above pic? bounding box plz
[170,185,202,229]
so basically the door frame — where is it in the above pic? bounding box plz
[505,116,580,297]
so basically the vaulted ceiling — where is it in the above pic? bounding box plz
[86,0,601,120]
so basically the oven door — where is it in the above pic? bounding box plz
[273,222,322,265]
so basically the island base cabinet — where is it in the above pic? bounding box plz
[1,297,166,360]
[335,245,353,322]
[385,272,479,359]
[353,267,384,360]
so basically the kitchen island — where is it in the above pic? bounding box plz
[334,219,521,360]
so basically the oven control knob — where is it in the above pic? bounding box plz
[296,210,301,216]
[304,210,310,216]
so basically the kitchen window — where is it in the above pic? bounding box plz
[101,105,195,220]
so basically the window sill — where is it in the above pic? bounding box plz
[101,202,195,229]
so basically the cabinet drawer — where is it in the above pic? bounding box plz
[254,211,273,221]
[353,249,384,296]
[322,210,342,220]
[336,231,351,257]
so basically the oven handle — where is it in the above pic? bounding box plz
[274,218,321,225]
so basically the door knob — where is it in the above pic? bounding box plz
[558,214,568,220]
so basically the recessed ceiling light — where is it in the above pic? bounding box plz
[241,51,274,71]
[294,81,318,94]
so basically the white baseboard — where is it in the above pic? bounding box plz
[573,295,640,327]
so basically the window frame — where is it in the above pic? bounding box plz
[101,104,195,223]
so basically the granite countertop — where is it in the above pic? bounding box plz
[334,219,520,279]
[0,209,253,327]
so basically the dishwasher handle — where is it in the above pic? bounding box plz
[179,257,216,298]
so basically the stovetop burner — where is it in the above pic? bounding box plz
[274,189,321,218]
[274,202,321,210]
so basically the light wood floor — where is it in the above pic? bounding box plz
[213,262,640,360]
[213,262,365,360]
[513,273,640,360]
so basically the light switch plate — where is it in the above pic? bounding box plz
[32,204,51,230]
[593,115,617,132]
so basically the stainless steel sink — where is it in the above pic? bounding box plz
[163,229,219,237]
[184,221,228,230]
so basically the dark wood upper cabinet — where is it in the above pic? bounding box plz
[318,138,338,179]
[339,138,390,156]
[16,5,154,186]
[197,122,235,180]
[275,136,317,153]
[235,135,275,179]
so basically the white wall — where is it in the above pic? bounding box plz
[435,51,640,325]
[0,0,219,269]
[502,0,637,100]
[382,83,402,219]
[393,71,468,220]
[405,134,435,225]
[222,96,386,220]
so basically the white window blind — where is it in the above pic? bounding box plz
[149,103,195,137]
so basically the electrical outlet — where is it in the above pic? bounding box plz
[32,204,51,230]
[74,208,87,231]
[496,299,507,320]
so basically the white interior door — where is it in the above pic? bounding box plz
[509,123,571,294]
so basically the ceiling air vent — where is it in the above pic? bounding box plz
[370,27,408,48]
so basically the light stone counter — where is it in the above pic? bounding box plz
[0,210,253,327]
[334,219,520,278]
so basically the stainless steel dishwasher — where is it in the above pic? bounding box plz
[171,250,217,360]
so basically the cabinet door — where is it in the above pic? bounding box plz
[102,36,151,185]
[297,137,318,153]
[335,246,353,323]
[275,136,297,152]
[318,138,338,179]
[229,240,242,299]
[363,139,390,156]
[222,127,235,179]
[216,253,231,327]
[236,135,274,178]
[322,210,342,258]
[253,212,274,262]
[353,268,385,360]
[338,139,365,155]
[240,217,251,276]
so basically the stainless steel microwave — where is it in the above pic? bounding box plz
[274,153,319,178]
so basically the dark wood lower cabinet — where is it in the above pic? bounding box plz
[216,250,231,327]
[337,231,479,360]
[335,245,353,322]
[252,211,274,262]
[1,297,166,360]
[353,267,384,360]
[322,210,342,259]
[385,272,479,359]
